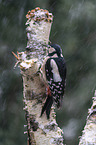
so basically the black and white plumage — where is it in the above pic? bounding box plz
[40,44,66,119]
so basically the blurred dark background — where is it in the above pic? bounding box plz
[0,0,96,145]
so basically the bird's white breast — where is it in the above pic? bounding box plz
[50,59,62,82]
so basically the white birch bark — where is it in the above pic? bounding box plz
[79,91,96,145]
[14,7,64,145]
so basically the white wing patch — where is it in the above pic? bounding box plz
[50,59,62,82]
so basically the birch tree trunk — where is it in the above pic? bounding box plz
[79,90,96,145]
[14,7,64,145]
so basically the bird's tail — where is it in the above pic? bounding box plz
[40,95,53,119]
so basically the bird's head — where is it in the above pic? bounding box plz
[48,44,62,57]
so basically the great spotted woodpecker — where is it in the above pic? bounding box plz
[40,44,66,119]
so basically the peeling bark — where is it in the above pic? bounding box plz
[13,7,64,145]
[79,91,96,145]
